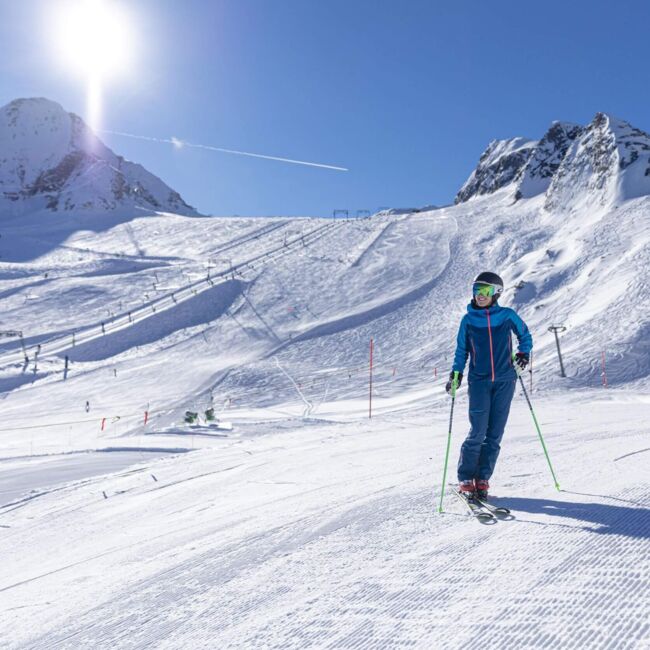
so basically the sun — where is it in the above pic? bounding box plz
[49,0,134,131]
[51,0,133,80]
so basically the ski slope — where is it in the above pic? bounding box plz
[0,186,649,648]
[2,391,648,648]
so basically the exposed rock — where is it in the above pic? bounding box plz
[545,112,650,212]
[0,97,200,218]
[455,137,536,204]
[455,112,650,211]
[514,122,582,200]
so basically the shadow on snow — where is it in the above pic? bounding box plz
[493,494,650,538]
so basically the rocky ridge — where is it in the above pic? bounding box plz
[0,98,200,218]
[456,112,650,211]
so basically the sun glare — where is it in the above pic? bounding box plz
[50,0,133,131]
[52,0,132,79]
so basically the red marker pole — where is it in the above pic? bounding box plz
[144,411,149,425]
[369,338,374,419]
[101,418,106,431]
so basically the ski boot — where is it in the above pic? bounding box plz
[475,479,489,502]
[458,480,476,500]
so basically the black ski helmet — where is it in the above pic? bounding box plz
[473,271,504,299]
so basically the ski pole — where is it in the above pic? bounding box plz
[438,371,459,513]
[514,358,560,490]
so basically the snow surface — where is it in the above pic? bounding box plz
[0,123,649,647]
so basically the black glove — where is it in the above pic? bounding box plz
[514,352,529,373]
[445,371,463,394]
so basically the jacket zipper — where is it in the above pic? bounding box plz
[486,310,495,381]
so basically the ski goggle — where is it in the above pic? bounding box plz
[473,282,496,297]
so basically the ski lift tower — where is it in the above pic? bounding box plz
[548,324,567,377]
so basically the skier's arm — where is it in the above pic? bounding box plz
[451,316,469,373]
[510,311,533,354]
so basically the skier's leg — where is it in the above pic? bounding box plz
[477,379,516,480]
[457,379,491,481]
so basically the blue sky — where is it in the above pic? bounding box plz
[2,0,650,216]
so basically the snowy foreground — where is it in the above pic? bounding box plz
[1,389,649,648]
[0,191,649,648]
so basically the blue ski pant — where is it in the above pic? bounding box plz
[457,378,516,481]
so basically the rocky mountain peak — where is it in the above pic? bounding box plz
[455,112,650,210]
[544,112,650,211]
[454,137,537,204]
[514,121,582,200]
[0,97,200,218]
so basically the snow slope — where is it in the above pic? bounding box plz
[2,392,649,649]
[0,113,649,648]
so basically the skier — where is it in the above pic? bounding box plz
[445,272,532,501]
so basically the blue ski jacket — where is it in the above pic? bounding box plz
[452,302,533,382]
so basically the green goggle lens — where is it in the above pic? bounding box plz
[473,283,495,297]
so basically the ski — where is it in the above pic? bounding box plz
[472,496,512,518]
[448,485,495,522]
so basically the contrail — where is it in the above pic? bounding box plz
[101,130,348,171]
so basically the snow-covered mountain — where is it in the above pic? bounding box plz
[456,112,650,211]
[0,107,649,649]
[454,136,537,203]
[0,97,199,218]
[545,112,650,212]
[515,121,582,200]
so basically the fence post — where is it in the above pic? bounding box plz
[33,344,41,374]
